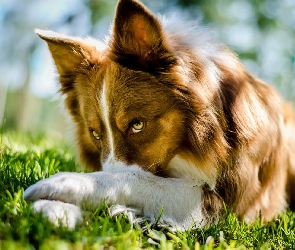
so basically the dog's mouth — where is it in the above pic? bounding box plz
[142,153,175,177]
[101,150,179,177]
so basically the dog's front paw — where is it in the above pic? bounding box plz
[24,172,93,206]
[31,200,83,229]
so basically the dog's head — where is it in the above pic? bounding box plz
[37,0,228,181]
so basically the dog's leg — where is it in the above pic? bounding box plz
[24,166,205,230]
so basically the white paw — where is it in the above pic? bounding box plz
[32,200,83,229]
[24,172,92,206]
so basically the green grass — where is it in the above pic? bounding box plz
[1,131,295,249]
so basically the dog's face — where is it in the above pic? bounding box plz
[76,61,186,173]
[37,0,196,174]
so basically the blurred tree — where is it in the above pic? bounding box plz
[0,0,90,131]
[85,0,116,33]
[0,2,38,130]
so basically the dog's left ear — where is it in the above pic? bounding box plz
[35,29,104,94]
[110,0,176,72]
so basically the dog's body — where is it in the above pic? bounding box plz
[24,0,295,230]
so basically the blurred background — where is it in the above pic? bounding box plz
[0,0,295,136]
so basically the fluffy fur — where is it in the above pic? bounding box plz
[24,0,295,230]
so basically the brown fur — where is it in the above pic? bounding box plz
[38,0,295,224]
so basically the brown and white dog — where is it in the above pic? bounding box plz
[24,0,295,230]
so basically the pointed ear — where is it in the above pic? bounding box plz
[35,29,104,93]
[110,0,176,72]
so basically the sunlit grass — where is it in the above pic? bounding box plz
[1,130,295,249]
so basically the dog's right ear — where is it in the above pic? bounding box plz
[35,29,104,94]
[110,0,176,72]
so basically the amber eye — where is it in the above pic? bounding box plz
[92,130,100,140]
[131,121,144,133]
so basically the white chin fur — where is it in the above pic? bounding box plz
[167,154,216,189]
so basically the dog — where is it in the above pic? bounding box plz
[24,0,295,230]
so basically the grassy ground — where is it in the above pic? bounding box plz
[1,131,295,249]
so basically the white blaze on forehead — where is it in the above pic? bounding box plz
[100,79,117,169]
